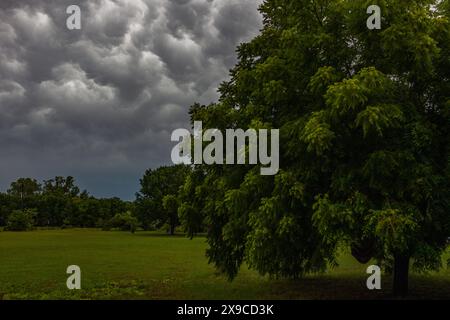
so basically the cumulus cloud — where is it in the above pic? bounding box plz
[0,0,263,198]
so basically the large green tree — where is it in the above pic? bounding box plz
[181,0,450,296]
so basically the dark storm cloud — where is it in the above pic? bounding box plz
[0,0,263,199]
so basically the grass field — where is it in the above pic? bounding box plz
[0,229,449,300]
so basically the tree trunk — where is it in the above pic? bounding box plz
[393,254,410,297]
[169,223,176,236]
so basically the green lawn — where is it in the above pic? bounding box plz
[0,229,449,300]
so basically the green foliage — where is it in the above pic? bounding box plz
[42,176,80,197]
[179,0,450,291]
[368,208,420,255]
[109,211,140,233]
[355,104,404,137]
[6,209,36,231]
[178,169,208,238]
[300,111,335,155]
[0,177,130,229]
[135,165,190,232]
[7,178,41,197]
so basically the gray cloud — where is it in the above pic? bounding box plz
[0,0,262,199]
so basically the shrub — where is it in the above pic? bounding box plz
[6,209,36,231]
[109,211,140,233]
[61,218,73,229]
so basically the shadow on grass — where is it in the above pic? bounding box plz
[266,275,450,300]
[133,231,207,238]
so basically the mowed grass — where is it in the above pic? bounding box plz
[0,229,449,300]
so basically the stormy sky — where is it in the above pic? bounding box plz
[0,0,263,199]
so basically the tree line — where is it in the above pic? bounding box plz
[0,167,194,235]
[0,177,134,231]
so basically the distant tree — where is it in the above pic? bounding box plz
[38,176,81,226]
[68,196,100,227]
[135,165,190,231]
[162,194,179,235]
[7,178,41,197]
[43,176,80,197]
[38,193,70,226]
[7,178,41,212]
[0,193,12,226]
